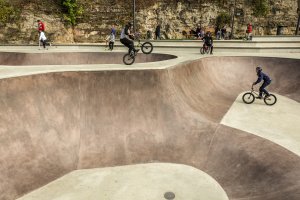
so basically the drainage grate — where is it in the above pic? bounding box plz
[164,192,175,200]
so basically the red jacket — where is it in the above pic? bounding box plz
[247,24,252,33]
[38,21,45,31]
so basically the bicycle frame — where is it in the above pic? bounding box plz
[249,88,260,97]
[250,88,269,98]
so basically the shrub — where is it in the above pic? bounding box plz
[252,0,269,17]
[61,0,83,26]
[0,0,18,25]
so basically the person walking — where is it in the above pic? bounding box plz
[155,25,161,40]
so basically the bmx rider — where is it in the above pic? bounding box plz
[252,66,272,99]
[120,22,139,54]
[202,32,214,54]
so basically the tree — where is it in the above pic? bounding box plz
[216,12,231,27]
[252,0,269,17]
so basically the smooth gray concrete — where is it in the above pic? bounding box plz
[18,163,229,200]
[0,47,299,200]
[222,93,300,156]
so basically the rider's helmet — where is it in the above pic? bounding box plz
[128,22,132,27]
[256,66,262,72]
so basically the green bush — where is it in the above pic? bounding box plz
[0,0,18,24]
[252,0,269,17]
[62,0,83,26]
[216,12,231,27]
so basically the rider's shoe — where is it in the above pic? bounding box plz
[256,96,262,99]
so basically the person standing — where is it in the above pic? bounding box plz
[221,26,226,39]
[111,24,116,36]
[247,23,253,40]
[196,24,201,39]
[155,25,161,40]
[108,32,115,51]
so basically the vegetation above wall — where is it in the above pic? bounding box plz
[62,0,83,26]
[0,0,298,43]
[251,0,269,17]
[0,0,20,25]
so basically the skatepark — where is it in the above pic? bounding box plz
[0,38,300,200]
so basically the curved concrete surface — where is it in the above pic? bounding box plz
[18,163,229,200]
[0,56,299,200]
[222,93,300,156]
[0,52,177,65]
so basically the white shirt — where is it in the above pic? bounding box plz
[120,28,126,39]
[39,32,47,41]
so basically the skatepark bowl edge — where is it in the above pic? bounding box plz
[0,53,300,200]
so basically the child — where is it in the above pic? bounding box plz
[39,30,48,50]
[108,32,115,51]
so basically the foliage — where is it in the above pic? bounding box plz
[216,12,231,27]
[0,0,18,24]
[61,0,83,26]
[251,0,269,17]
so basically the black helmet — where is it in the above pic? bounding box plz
[256,66,262,72]
[128,22,132,27]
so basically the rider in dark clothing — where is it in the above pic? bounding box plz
[202,32,214,54]
[120,22,139,53]
[252,66,272,99]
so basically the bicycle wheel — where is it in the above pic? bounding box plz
[242,92,255,104]
[205,47,210,54]
[264,94,277,106]
[123,53,135,65]
[141,42,153,54]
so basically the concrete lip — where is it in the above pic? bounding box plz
[0,52,177,66]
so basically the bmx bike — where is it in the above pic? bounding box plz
[242,87,277,106]
[123,34,153,65]
[200,44,211,54]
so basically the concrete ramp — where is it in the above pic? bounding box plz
[0,56,299,200]
[0,52,177,65]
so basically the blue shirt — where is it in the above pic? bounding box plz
[254,71,271,84]
[111,28,116,36]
